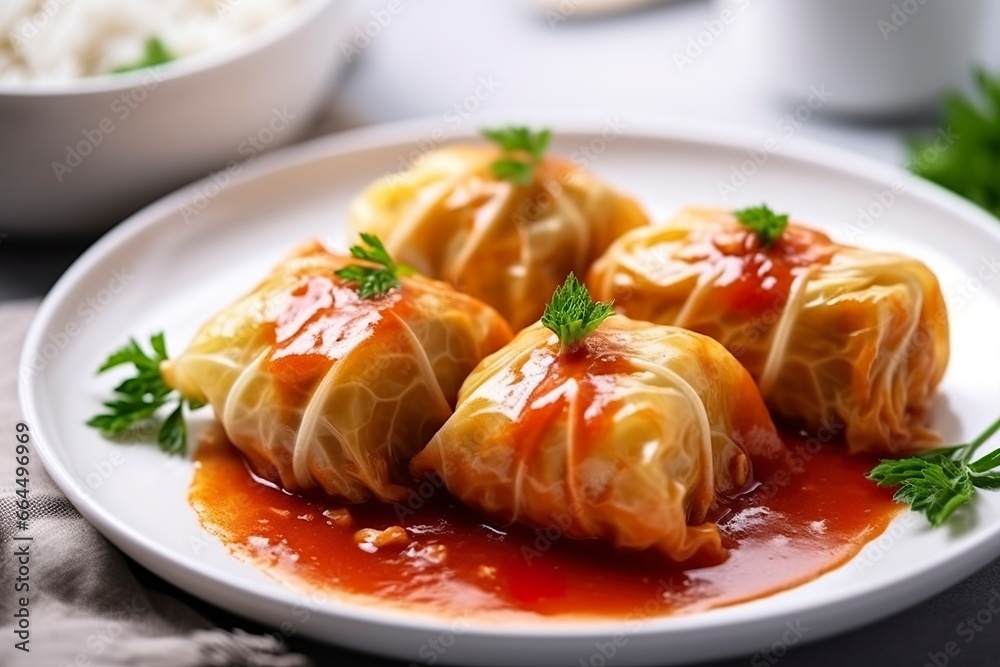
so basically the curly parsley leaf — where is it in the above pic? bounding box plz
[908,69,1000,219]
[481,126,552,185]
[541,273,614,350]
[335,233,413,299]
[734,204,789,246]
[869,415,1000,526]
[87,333,203,455]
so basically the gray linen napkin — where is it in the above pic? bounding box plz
[0,300,311,667]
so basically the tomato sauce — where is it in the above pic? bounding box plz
[677,222,835,314]
[190,428,901,619]
[264,275,408,406]
[507,336,633,471]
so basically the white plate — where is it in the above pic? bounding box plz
[20,118,1000,666]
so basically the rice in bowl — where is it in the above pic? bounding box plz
[0,0,303,82]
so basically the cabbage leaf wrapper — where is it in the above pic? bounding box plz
[349,145,649,330]
[162,240,513,502]
[411,316,783,563]
[588,207,950,454]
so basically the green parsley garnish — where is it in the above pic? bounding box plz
[335,233,413,299]
[87,333,204,454]
[909,69,1000,218]
[541,273,614,351]
[734,204,789,246]
[868,415,1000,527]
[481,126,552,185]
[111,36,174,74]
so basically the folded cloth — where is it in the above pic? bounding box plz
[0,300,311,667]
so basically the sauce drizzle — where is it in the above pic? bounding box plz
[676,222,835,314]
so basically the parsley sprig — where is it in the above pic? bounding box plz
[909,70,1000,218]
[481,126,552,185]
[541,273,614,351]
[87,333,204,454]
[111,36,174,74]
[734,204,789,246]
[868,415,1000,527]
[335,233,413,299]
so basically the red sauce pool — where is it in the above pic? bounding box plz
[190,430,900,619]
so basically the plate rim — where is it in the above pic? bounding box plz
[18,114,1000,655]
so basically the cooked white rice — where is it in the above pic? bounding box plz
[0,0,303,82]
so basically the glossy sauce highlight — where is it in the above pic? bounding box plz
[677,222,835,314]
[264,276,409,406]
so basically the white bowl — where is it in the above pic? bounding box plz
[0,0,345,235]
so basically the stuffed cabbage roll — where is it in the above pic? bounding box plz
[411,276,782,562]
[349,127,649,330]
[588,206,950,454]
[160,238,512,502]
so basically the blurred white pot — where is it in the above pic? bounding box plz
[716,0,987,117]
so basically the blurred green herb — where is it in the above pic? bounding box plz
[909,69,1000,218]
[868,415,1000,527]
[734,204,789,246]
[481,126,552,185]
[335,233,413,299]
[541,273,614,350]
[87,333,204,454]
[111,36,174,74]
